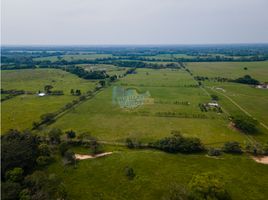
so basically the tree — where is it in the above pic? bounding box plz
[75,89,81,96]
[40,113,55,124]
[90,139,102,155]
[1,181,22,200]
[5,167,24,182]
[188,173,231,200]
[38,144,50,157]
[48,128,62,144]
[66,130,76,139]
[70,89,74,95]
[1,130,39,177]
[59,142,69,156]
[24,171,67,200]
[207,148,221,156]
[44,85,53,94]
[211,94,219,101]
[126,138,135,149]
[125,167,135,180]
[36,156,51,167]
[151,132,204,153]
[99,80,106,87]
[222,141,242,154]
[232,115,258,134]
[63,150,76,166]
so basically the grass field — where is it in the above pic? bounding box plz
[187,61,268,82]
[78,64,129,76]
[46,68,249,145]
[47,146,268,200]
[1,68,97,94]
[1,59,268,200]
[1,69,96,133]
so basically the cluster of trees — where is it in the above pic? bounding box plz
[149,131,204,153]
[231,115,259,134]
[1,130,66,200]
[156,111,208,119]
[63,66,108,80]
[232,75,260,85]
[1,89,25,101]
[70,89,81,96]
[194,76,230,82]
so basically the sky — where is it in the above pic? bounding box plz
[1,0,268,45]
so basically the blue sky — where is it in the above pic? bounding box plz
[2,0,268,45]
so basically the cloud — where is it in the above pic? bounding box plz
[2,0,268,45]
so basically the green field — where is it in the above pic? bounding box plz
[44,68,250,145]
[187,61,268,81]
[1,60,268,200]
[1,69,96,133]
[47,146,268,200]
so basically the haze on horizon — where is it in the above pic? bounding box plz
[1,0,268,45]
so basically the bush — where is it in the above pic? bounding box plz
[59,142,69,156]
[222,142,242,154]
[48,128,62,144]
[1,181,22,200]
[188,173,231,200]
[36,156,51,167]
[66,130,76,139]
[38,144,50,157]
[232,115,258,134]
[211,94,219,101]
[208,148,221,156]
[125,167,135,180]
[5,167,24,182]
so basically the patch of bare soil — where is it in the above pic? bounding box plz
[75,152,113,160]
[253,156,268,164]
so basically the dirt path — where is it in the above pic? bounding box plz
[75,152,113,160]
[252,156,268,164]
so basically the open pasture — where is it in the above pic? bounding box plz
[79,64,129,76]
[1,69,96,133]
[47,68,248,144]
[1,68,97,94]
[187,61,268,82]
[47,146,268,200]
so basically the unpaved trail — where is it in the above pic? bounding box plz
[75,152,113,160]
[253,156,268,164]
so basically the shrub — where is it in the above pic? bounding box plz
[66,130,76,139]
[5,167,24,182]
[36,156,51,167]
[48,128,62,144]
[38,144,50,156]
[59,142,69,156]
[208,148,221,156]
[1,181,21,200]
[188,173,231,200]
[125,167,135,180]
[222,142,242,154]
